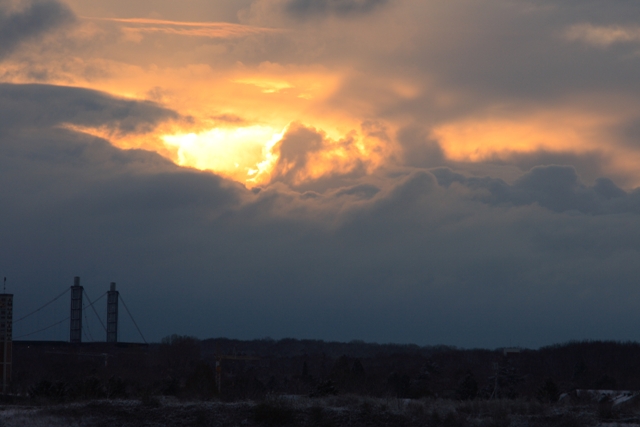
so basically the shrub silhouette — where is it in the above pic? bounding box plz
[456,372,478,401]
[28,380,68,401]
[184,362,216,398]
[536,379,560,404]
[253,399,294,426]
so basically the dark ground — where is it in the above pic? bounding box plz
[0,395,636,427]
[10,339,640,426]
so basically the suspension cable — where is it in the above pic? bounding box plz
[84,291,107,333]
[14,288,70,323]
[15,291,108,341]
[83,304,94,342]
[14,316,70,339]
[119,294,147,344]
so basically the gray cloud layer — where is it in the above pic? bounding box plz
[4,82,640,348]
[0,83,178,134]
[0,0,74,59]
[284,0,388,18]
[431,166,639,215]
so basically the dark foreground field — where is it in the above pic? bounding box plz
[11,339,640,426]
[1,396,639,427]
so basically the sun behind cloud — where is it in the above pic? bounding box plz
[162,125,286,184]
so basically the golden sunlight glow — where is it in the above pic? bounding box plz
[233,78,294,94]
[17,53,357,187]
[162,125,286,184]
[160,122,393,186]
[431,111,618,162]
[22,13,640,189]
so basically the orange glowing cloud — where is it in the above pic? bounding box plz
[23,53,368,187]
[85,17,286,39]
[18,0,640,190]
[269,123,394,186]
[564,23,640,47]
[431,108,618,163]
[0,4,406,188]
[430,101,640,187]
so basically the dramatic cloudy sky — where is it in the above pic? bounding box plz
[4,0,640,348]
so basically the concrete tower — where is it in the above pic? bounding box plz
[70,276,83,343]
[106,282,119,343]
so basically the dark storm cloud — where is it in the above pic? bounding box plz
[0,83,178,135]
[5,118,640,346]
[284,0,388,18]
[498,150,610,186]
[408,1,640,103]
[397,126,445,169]
[0,84,237,215]
[334,183,379,199]
[98,173,241,212]
[430,165,639,215]
[5,79,640,347]
[0,84,247,322]
[0,0,74,59]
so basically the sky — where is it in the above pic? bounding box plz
[3,0,640,348]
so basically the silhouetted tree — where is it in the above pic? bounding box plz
[387,372,411,398]
[537,378,560,403]
[456,372,478,401]
[184,362,216,398]
[352,359,365,378]
[159,334,201,379]
[484,360,524,399]
[595,374,617,390]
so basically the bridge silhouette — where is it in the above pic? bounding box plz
[13,277,146,344]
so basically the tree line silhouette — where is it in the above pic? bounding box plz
[12,338,640,402]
